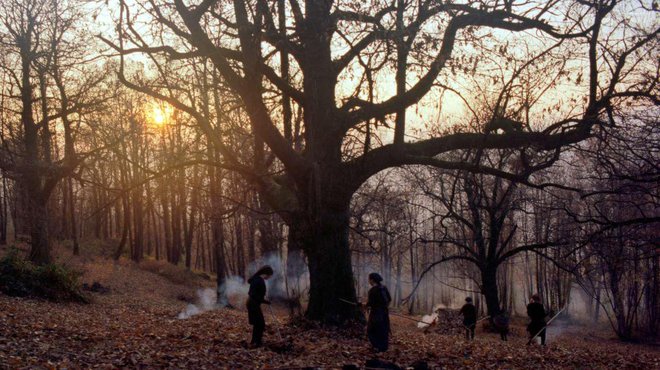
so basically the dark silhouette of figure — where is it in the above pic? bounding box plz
[246,265,273,348]
[527,294,547,345]
[493,310,510,341]
[459,297,477,340]
[366,272,391,352]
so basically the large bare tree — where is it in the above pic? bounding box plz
[0,0,107,264]
[103,0,658,322]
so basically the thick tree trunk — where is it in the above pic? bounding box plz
[28,196,50,265]
[256,193,278,257]
[481,265,501,317]
[287,222,307,296]
[299,204,361,323]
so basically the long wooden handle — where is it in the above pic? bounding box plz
[268,304,283,341]
[340,298,428,324]
[527,306,566,345]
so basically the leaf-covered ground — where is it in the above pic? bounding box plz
[0,257,658,369]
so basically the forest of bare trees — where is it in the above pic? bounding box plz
[0,0,657,342]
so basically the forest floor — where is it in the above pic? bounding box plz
[0,247,658,369]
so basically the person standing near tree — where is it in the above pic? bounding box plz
[246,265,273,348]
[460,297,477,340]
[527,294,547,345]
[365,272,391,352]
[493,310,510,341]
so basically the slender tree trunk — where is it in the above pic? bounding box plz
[170,189,181,265]
[408,238,416,314]
[68,177,79,255]
[184,168,199,270]
[61,177,69,240]
[209,145,228,304]
[131,187,144,262]
[114,194,130,260]
[213,215,227,305]
[0,175,7,245]
[233,216,243,275]
[247,215,256,264]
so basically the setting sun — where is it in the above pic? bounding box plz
[149,102,173,126]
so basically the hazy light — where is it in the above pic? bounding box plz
[149,102,173,126]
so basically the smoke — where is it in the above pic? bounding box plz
[178,277,253,319]
[417,313,438,328]
[249,253,286,298]
[417,304,446,328]
[216,275,250,307]
[177,274,259,319]
[212,252,310,311]
[246,252,309,300]
[545,316,571,342]
[178,288,217,319]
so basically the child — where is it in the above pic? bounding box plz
[459,297,477,340]
[493,310,510,341]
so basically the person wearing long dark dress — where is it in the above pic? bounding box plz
[366,272,391,352]
[246,265,273,348]
[526,294,547,345]
[459,297,477,340]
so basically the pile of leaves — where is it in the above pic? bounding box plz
[0,257,658,368]
[0,250,88,303]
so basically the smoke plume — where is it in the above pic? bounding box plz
[178,288,217,319]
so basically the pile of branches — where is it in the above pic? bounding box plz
[422,308,466,336]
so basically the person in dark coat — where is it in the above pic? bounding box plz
[459,297,477,340]
[493,310,510,341]
[246,265,273,348]
[366,272,391,352]
[526,294,547,345]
